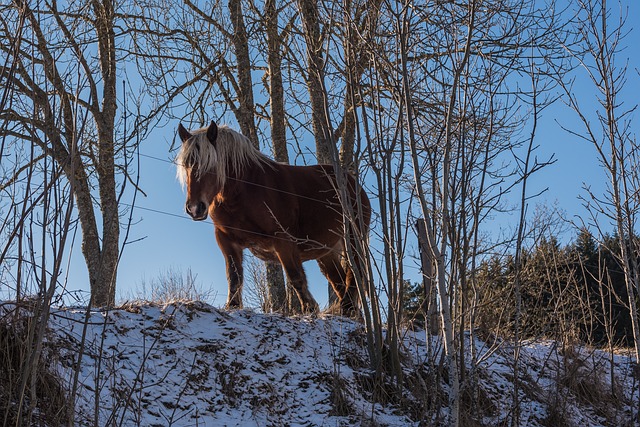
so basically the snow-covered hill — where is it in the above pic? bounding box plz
[13,302,640,426]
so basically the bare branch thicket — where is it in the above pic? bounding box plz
[554,1,639,422]
[0,142,77,426]
[0,2,154,424]
[129,0,299,312]
[559,0,640,355]
[352,0,568,425]
[130,0,380,315]
[0,6,80,424]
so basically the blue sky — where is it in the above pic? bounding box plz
[59,0,640,309]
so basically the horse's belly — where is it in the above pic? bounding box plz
[247,239,340,262]
[299,239,343,261]
[248,247,279,262]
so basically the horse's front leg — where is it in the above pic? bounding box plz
[215,229,244,309]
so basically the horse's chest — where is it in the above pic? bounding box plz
[213,207,278,254]
[213,198,284,234]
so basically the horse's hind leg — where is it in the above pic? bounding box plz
[276,248,319,314]
[317,254,358,317]
[343,261,360,316]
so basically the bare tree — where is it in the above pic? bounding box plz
[295,0,333,163]
[260,0,295,313]
[131,0,381,313]
[130,0,290,311]
[1,5,90,423]
[0,0,143,307]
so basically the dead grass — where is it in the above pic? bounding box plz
[327,372,355,417]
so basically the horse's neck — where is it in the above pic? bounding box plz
[219,152,276,197]
[220,164,246,197]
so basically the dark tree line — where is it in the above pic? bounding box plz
[405,227,636,347]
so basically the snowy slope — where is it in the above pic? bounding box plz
[27,302,639,426]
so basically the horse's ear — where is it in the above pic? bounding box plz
[178,123,192,142]
[207,121,218,146]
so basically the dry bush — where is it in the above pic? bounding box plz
[328,372,353,417]
[558,345,624,421]
[243,255,270,311]
[542,392,574,427]
[0,305,69,426]
[459,380,499,427]
[542,344,625,426]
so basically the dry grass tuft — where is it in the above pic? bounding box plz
[327,372,354,417]
[129,267,215,306]
[557,345,623,421]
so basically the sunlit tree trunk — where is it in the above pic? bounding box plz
[229,0,258,147]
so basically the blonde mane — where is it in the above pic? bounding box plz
[176,124,271,189]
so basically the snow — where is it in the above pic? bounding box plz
[48,302,416,426]
[8,302,639,426]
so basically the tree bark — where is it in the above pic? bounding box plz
[91,0,120,306]
[229,0,258,147]
[416,219,439,336]
[296,0,332,164]
[264,0,294,313]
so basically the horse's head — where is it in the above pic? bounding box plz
[177,121,219,221]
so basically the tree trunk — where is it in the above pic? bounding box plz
[229,0,258,147]
[91,0,120,307]
[261,0,291,313]
[296,0,332,164]
[265,0,288,164]
[297,0,339,305]
[416,219,439,336]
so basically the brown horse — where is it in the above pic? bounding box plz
[177,121,371,315]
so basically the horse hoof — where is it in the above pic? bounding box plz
[225,301,242,310]
[303,302,320,315]
[340,304,360,319]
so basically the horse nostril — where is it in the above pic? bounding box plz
[196,202,206,217]
[185,201,207,220]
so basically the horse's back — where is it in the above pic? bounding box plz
[280,163,370,234]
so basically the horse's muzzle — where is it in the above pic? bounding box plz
[185,201,208,221]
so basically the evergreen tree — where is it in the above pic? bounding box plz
[402,281,426,328]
